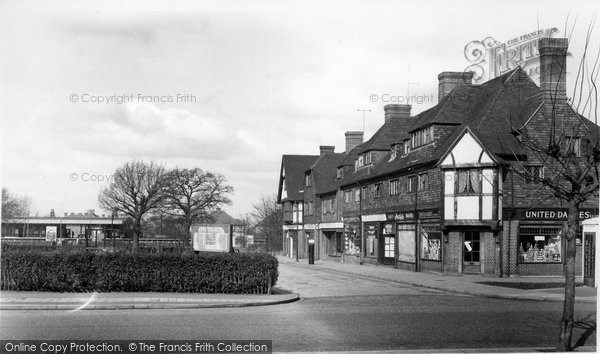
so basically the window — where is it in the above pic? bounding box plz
[421,225,442,261]
[373,183,383,198]
[365,151,372,164]
[354,188,361,202]
[407,175,416,193]
[357,155,364,167]
[519,227,562,263]
[411,126,434,148]
[566,137,581,157]
[418,173,429,191]
[525,166,544,184]
[305,173,311,187]
[404,140,411,154]
[336,167,344,179]
[456,169,481,195]
[389,179,400,195]
[390,144,400,161]
[344,190,352,203]
[361,186,368,200]
[308,201,314,216]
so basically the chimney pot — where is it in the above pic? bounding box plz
[384,104,411,122]
[50,209,55,218]
[319,145,335,156]
[539,37,568,101]
[438,71,473,101]
[345,131,364,153]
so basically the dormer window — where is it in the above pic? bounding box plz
[305,173,312,187]
[389,143,401,161]
[411,126,434,149]
[404,139,411,154]
[355,151,373,170]
[336,167,344,179]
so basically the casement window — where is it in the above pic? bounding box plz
[411,126,434,149]
[418,173,429,191]
[361,186,368,200]
[566,137,581,157]
[336,167,344,179]
[390,144,400,161]
[373,183,383,198]
[364,151,372,164]
[389,179,400,195]
[456,169,481,195]
[308,201,314,216]
[525,166,544,184]
[404,140,411,154]
[305,173,311,187]
[407,175,416,193]
[344,190,352,203]
[354,188,361,202]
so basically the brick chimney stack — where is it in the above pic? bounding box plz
[345,131,364,153]
[384,104,411,122]
[50,209,55,218]
[319,146,335,156]
[539,37,568,102]
[438,71,473,101]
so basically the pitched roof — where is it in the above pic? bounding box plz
[310,152,347,195]
[208,209,243,225]
[277,154,319,202]
[354,115,415,154]
[345,67,543,182]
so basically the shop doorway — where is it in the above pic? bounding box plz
[379,235,395,265]
[584,233,595,287]
[463,231,481,273]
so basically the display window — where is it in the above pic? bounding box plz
[344,223,361,255]
[397,223,416,263]
[421,225,441,261]
[518,227,562,263]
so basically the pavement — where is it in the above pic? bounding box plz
[0,255,596,310]
[277,255,598,303]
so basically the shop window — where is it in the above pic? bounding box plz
[519,227,562,263]
[397,223,416,263]
[421,226,441,261]
[344,224,361,255]
[327,232,343,256]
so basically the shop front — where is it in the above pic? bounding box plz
[505,208,598,277]
[319,222,344,262]
[342,216,362,264]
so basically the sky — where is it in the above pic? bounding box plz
[1,0,599,219]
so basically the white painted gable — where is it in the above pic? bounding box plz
[281,168,288,200]
[441,130,493,167]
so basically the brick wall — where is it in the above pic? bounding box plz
[482,231,496,276]
[444,231,461,272]
[421,259,442,272]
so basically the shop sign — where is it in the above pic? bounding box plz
[342,216,360,223]
[521,209,598,221]
[386,212,415,221]
[363,214,387,222]
[383,223,394,235]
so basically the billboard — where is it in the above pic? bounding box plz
[191,224,231,252]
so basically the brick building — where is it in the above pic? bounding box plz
[277,38,598,276]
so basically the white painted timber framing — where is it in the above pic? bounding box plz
[440,130,493,167]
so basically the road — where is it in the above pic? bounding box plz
[0,262,596,352]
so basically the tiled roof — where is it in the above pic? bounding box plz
[278,155,319,202]
[310,153,347,195]
[345,67,543,183]
[354,115,415,154]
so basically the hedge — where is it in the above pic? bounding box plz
[0,249,278,294]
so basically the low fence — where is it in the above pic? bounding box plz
[0,237,189,253]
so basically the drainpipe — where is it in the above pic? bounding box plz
[414,172,420,272]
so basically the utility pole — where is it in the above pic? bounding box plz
[357,109,371,132]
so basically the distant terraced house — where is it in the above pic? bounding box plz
[277,38,599,278]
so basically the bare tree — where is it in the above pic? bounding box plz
[251,195,283,253]
[505,31,599,351]
[98,160,167,252]
[162,168,233,246]
[1,188,31,219]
